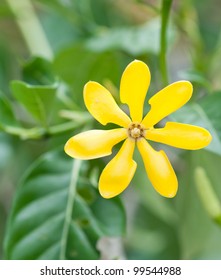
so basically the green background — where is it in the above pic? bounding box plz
[1,0,221,260]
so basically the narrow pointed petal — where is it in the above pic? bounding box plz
[120,60,151,122]
[84,81,131,127]
[142,81,193,128]
[137,138,178,198]
[64,128,127,160]
[145,122,212,150]
[99,138,137,199]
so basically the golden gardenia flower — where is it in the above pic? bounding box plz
[65,60,212,199]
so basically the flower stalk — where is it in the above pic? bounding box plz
[160,0,173,86]
[60,159,82,259]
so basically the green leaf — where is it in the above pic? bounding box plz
[22,57,56,85]
[0,91,47,139]
[0,92,17,128]
[86,18,175,56]
[171,92,221,155]
[53,44,121,106]
[4,150,125,260]
[11,81,58,126]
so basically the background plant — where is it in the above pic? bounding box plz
[0,0,221,260]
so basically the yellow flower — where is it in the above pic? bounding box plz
[64,60,212,199]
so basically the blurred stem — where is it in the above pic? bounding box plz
[160,0,173,86]
[194,167,221,225]
[2,120,89,140]
[6,0,53,60]
[3,126,46,140]
[60,159,82,260]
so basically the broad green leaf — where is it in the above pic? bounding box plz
[11,81,58,126]
[171,92,221,155]
[0,92,47,140]
[4,150,125,260]
[86,18,175,56]
[22,57,56,85]
[20,57,73,126]
[53,45,121,106]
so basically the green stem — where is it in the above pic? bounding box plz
[6,0,53,60]
[2,120,89,140]
[3,126,46,140]
[160,0,173,86]
[59,159,82,260]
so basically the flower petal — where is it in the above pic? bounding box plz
[145,122,212,150]
[84,81,131,127]
[137,138,178,198]
[142,81,193,128]
[64,128,127,160]
[120,60,151,122]
[99,138,137,199]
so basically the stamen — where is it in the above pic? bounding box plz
[128,123,145,139]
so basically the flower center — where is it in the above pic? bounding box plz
[128,123,145,139]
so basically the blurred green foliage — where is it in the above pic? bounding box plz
[0,0,221,260]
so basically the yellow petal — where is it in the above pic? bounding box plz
[145,122,212,150]
[64,128,127,160]
[142,81,193,128]
[99,138,137,199]
[120,60,151,122]
[84,81,131,127]
[137,138,178,198]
